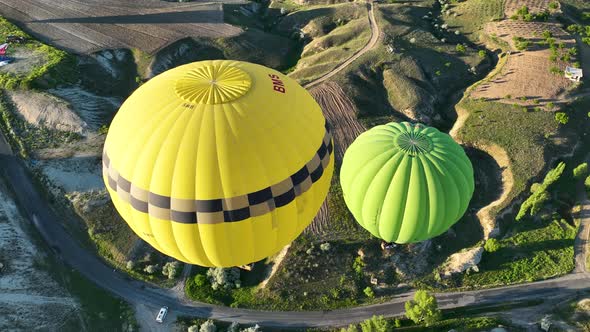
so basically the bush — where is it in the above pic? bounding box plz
[320,242,331,251]
[353,256,365,276]
[162,261,181,279]
[359,315,389,332]
[228,322,240,332]
[405,290,442,326]
[207,267,241,290]
[478,50,486,58]
[199,320,216,332]
[143,264,158,274]
[194,274,208,287]
[240,324,261,332]
[585,175,590,197]
[363,287,375,298]
[573,163,589,180]
[456,44,466,53]
[516,162,565,220]
[98,124,109,135]
[555,112,569,124]
[484,238,501,253]
[126,260,135,270]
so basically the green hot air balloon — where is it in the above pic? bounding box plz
[340,122,474,243]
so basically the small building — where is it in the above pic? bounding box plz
[565,66,583,82]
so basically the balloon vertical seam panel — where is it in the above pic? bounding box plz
[340,122,474,244]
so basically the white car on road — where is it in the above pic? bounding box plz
[156,306,168,323]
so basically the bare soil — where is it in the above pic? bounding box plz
[0,48,48,75]
[7,90,88,134]
[306,82,365,236]
[0,0,242,54]
[0,183,82,331]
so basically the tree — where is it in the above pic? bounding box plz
[188,325,199,332]
[405,290,442,326]
[126,260,135,270]
[207,267,241,290]
[320,242,331,251]
[194,274,208,287]
[573,163,589,180]
[359,315,390,332]
[456,44,466,53]
[143,264,158,274]
[341,324,359,332]
[363,286,375,298]
[585,175,590,197]
[484,238,501,252]
[478,50,486,58]
[555,112,569,124]
[162,261,181,279]
[240,324,260,332]
[516,162,566,220]
[200,320,217,332]
[227,322,240,332]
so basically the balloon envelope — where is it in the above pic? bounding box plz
[340,122,474,243]
[103,60,334,267]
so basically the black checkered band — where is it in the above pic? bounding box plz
[103,126,333,224]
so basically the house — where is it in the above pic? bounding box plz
[565,66,583,82]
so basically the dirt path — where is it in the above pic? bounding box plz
[258,245,290,289]
[304,0,379,89]
[574,152,590,274]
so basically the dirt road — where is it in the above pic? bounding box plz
[0,0,242,54]
[574,153,590,273]
[304,1,379,88]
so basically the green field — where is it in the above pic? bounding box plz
[0,17,77,89]
[442,0,505,42]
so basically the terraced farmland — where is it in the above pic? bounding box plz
[0,0,242,54]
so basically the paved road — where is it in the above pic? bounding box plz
[1,0,589,326]
[1,135,589,328]
[304,1,380,89]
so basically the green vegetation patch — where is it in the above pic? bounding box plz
[458,217,576,288]
[457,99,561,215]
[0,17,77,89]
[290,16,371,84]
[442,0,505,41]
[68,191,138,264]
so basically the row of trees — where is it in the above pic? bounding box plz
[517,161,589,221]
[188,321,259,332]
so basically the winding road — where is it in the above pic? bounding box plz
[0,141,588,328]
[303,1,379,89]
[0,0,589,329]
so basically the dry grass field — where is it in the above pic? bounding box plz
[472,50,573,104]
[0,0,242,54]
[474,20,576,104]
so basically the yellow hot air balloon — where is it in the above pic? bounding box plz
[102,60,334,267]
